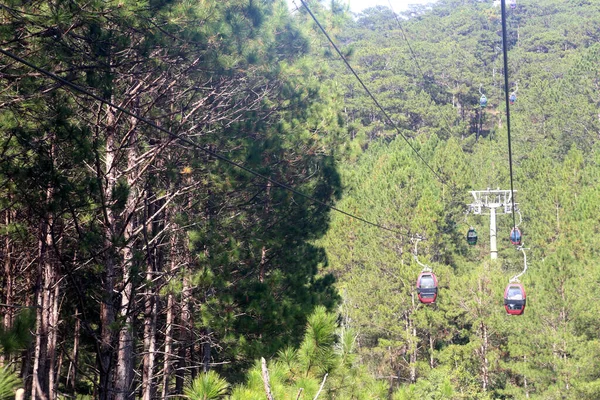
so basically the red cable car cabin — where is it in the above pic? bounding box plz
[417,272,438,304]
[510,227,522,246]
[504,283,526,315]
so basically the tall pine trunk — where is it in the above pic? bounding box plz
[161,229,180,398]
[175,270,192,394]
[1,205,14,367]
[32,140,59,400]
[142,187,160,400]
[98,107,117,400]
[115,115,140,400]
[480,321,489,391]
[66,309,80,390]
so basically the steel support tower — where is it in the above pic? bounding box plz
[468,189,517,260]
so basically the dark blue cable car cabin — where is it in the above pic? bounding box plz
[479,94,487,108]
[467,227,477,245]
[417,272,438,304]
[504,283,526,315]
[509,92,516,105]
[510,227,522,246]
[509,0,517,9]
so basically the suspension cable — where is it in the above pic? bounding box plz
[510,245,528,282]
[500,0,518,229]
[387,0,424,78]
[385,0,456,138]
[299,0,448,186]
[413,236,432,272]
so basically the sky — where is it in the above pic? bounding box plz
[287,0,438,14]
[344,0,437,14]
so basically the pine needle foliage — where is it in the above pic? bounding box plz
[0,369,20,400]
[183,370,230,400]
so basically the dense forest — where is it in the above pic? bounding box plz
[0,0,599,398]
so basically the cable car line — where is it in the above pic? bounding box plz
[387,0,424,78]
[0,48,413,238]
[500,0,518,231]
[386,1,456,138]
[299,0,449,187]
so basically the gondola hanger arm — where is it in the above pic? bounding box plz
[510,245,528,282]
[412,236,432,272]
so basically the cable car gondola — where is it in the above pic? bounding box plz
[417,272,438,304]
[509,92,516,105]
[479,94,487,108]
[509,0,517,9]
[510,227,522,245]
[504,283,526,315]
[466,227,478,245]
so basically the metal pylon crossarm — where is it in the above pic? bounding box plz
[467,189,519,260]
[469,189,517,214]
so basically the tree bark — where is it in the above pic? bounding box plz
[429,333,435,369]
[66,309,80,391]
[98,105,117,400]
[175,268,192,394]
[1,205,14,367]
[115,115,140,400]
[161,231,179,398]
[261,357,275,400]
[481,321,489,391]
[32,217,49,400]
[32,140,58,400]
[142,187,159,400]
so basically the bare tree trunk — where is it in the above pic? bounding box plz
[48,280,60,399]
[524,355,529,398]
[259,181,271,283]
[410,324,417,384]
[161,290,175,397]
[175,271,192,394]
[142,293,158,400]
[481,321,489,391]
[259,246,268,283]
[98,107,117,400]
[66,309,80,390]
[115,252,134,400]
[1,206,14,367]
[32,141,58,399]
[142,188,159,400]
[314,373,328,400]
[115,118,140,400]
[261,358,274,400]
[161,232,179,398]
[32,225,56,400]
[429,333,435,369]
[32,220,49,400]
[202,329,211,373]
[407,296,417,384]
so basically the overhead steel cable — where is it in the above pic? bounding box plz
[299,0,449,186]
[387,0,424,78]
[500,0,517,229]
[0,47,411,237]
[385,0,457,139]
